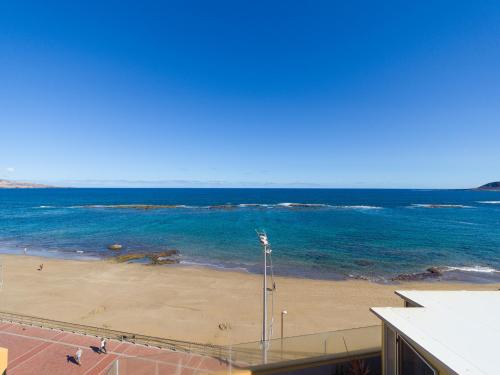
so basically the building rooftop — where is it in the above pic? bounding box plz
[371,290,500,375]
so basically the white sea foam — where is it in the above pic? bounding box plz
[238,203,270,208]
[276,203,382,210]
[477,201,500,204]
[334,205,382,210]
[277,202,330,208]
[443,265,500,274]
[454,221,477,226]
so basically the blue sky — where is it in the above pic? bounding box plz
[0,1,499,188]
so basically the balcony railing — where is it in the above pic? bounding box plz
[228,325,380,367]
[105,325,381,374]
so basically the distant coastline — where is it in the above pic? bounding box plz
[0,179,55,189]
[476,181,500,191]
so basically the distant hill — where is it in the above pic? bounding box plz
[476,182,500,191]
[0,179,54,189]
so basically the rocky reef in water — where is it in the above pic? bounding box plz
[92,204,185,210]
[113,250,180,265]
[392,267,443,281]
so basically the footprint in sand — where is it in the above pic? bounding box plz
[81,305,107,320]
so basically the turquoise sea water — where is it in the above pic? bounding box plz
[1,188,499,282]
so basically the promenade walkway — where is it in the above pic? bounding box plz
[0,322,227,374]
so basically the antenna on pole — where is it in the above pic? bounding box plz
[256,230,274,363]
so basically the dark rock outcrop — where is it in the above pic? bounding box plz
[208,205,237,210]
[476,182,500,191]
[426,267,443,276]
[114,250,180,265]
[392,267,444,281]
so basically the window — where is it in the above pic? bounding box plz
[397,336,437,375]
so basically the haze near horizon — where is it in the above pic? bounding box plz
[1,1,499,188]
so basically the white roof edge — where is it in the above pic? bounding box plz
[394,290,500,309]
[394,290,423,306]
[371,307,484,375]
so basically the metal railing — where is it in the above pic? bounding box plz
[0,310,224,358]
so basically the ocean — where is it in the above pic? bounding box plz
[1,188,499,282]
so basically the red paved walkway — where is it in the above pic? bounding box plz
[0,322,228,374]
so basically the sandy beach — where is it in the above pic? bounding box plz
[0,254,498,345]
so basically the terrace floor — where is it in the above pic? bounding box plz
[0,321,228,374]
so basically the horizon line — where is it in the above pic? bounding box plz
[2,178,494,190]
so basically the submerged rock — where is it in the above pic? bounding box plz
[354,259,374,267]
[208,205,237,210]
[150,250,180,265]
[91,205,184,210]
[305,251,331,262]
[108,244,123,251]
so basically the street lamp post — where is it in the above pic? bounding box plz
[281,310,287,358]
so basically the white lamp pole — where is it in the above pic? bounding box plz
[281,310,287,358]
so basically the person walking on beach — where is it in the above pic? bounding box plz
[100,338,107,354]
[75,348,82,366]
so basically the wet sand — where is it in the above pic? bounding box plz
[0,255,498,345]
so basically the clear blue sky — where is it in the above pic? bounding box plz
[0,1,499,188]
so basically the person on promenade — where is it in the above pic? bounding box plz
[76,348,82,366]
[100,338,107,354]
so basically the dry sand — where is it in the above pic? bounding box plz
[0,255,498,345]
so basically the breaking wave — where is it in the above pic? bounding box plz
[237,203,271,208]
[410,204,473,209]
[277,202,330,208]
[477,201,500,204]
[277,203,382,209]
[334,205,382,210]
[442,265,500,274]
